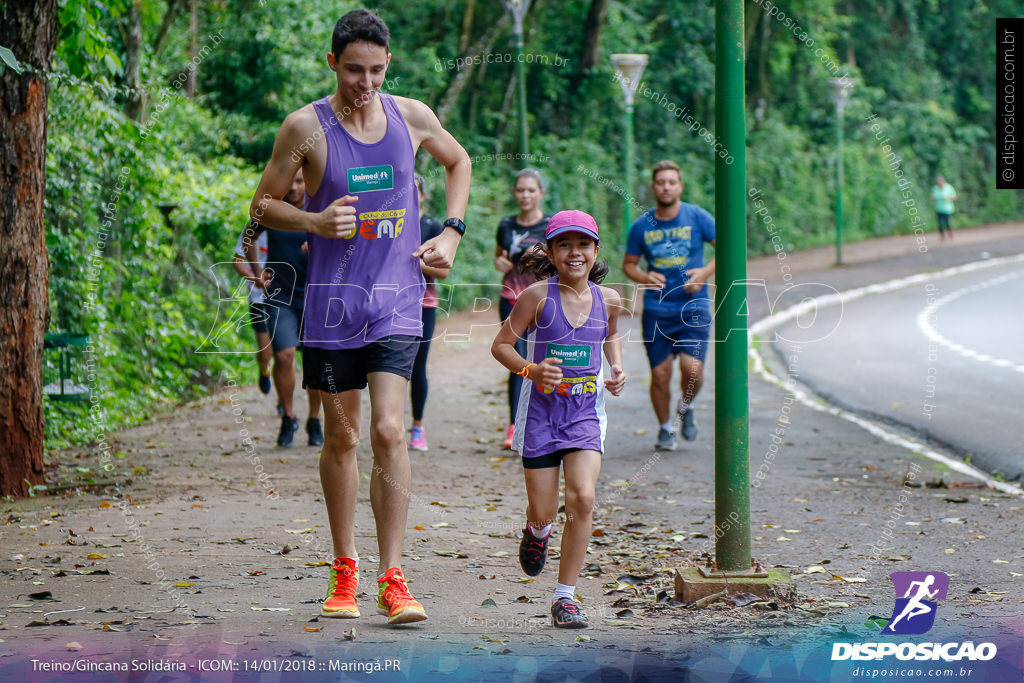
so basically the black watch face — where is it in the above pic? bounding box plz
[445,219,465,234]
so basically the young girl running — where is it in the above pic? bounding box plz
[491,210,626,629]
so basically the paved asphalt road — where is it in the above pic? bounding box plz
[773,257,1024,482]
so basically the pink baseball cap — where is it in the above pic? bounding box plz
[546,209,600,244]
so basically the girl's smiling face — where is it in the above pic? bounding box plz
[548,232,599,280]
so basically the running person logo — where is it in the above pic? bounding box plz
[881,571,949,635]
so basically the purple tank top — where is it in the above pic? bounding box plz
[512,276,609,458]
[302,93,423,349]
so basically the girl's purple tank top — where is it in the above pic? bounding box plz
[302,93,424,349]
[512,277,609,459]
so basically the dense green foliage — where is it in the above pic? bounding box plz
[41,0,1022,451]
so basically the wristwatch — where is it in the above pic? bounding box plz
[443,217,466,236]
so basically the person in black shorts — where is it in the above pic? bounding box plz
[243,168,323,447]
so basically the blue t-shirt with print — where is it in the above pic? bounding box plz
[626,203,715,315]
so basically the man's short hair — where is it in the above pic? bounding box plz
[333,9,390,58]
[651,160,681,183]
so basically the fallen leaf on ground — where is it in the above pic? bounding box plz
[728,593,763,607]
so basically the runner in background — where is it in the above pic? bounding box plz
[232,229,272,395]
[409,173,449,452]
[623,160,715,452]
[243,168,324,448]
[931,175,957,242]
[494,168,552,449]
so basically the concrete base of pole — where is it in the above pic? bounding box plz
[674,567,796,603]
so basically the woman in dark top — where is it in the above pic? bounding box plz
[409,174,449,451]
[494,168,551,449]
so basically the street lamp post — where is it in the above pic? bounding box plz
[829,77,853,266]
[610,53,648,240]
[501,0,532,158]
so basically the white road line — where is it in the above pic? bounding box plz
[916,270,1024,373]
[750,255,1024,496]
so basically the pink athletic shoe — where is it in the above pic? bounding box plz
[502,424,515,450]
[409,425,428,452]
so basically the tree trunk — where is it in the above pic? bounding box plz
[153,0,181,59]
[124,0,143,121]
[186,0,198,97]
[568,0,609,96]
[0,0,58,497]
[458,0,476,54]
[435,14,510,126]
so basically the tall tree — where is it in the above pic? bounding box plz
[0,0,58,496]
[123,0,143,121]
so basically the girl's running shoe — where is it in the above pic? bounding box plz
[518,526,549,576]
[551,597,589,628]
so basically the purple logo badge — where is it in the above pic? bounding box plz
[881,571,949,635]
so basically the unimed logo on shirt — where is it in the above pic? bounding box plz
[545,344,591,367]
[348,165,394,192]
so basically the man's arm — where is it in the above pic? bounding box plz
[232,255,254,279]
[402,99,471,268]
[684,238,715,294]
[250,108,358,238]
[623,253,666,289]
[242,223,270,290]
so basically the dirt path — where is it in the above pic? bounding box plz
[2,223,1022,680]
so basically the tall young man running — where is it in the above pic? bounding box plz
[623,160,715,452]
[250,9,470,625]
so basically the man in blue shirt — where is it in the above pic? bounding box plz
[623,160,716,451]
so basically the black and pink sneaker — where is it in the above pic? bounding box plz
[518,526,549,576]
[551,597,589,628]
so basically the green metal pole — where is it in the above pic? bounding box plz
[624,104,635,240]
[514,29,529,158]
[714,0,751,572]
[835,108,844,265]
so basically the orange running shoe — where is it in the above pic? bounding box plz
[376,567,427,624]
[321,557,359,618]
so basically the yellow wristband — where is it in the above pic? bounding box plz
[518,362,537,378]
